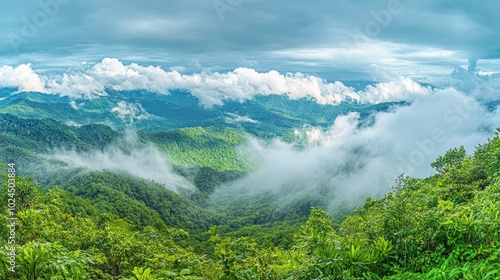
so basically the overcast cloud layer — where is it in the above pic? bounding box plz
[1,0,500,79]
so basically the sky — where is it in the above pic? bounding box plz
[1,0,500,81]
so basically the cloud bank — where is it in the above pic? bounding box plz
[0,58,430,107]
[215,82,500,210]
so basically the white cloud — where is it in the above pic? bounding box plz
[65,120,81,127]
[478,71,496,76]
[225,113,258,124]
[69,101,79,110]
[46,72,107,99]
[361,75,429,103]
[170,66,187,72]
[111,101,151,123]
[0,58,432,107]
[450,60,500,103]
[0,64,46,92]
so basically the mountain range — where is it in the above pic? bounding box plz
[0,85,401,244]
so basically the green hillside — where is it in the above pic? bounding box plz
[58,171,221,232]
[0,90,400,137]
[2,95,499,279]
[1,129,499,279]
[145,126,247,172]
[0,114,247,174]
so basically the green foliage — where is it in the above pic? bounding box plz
[0,90,399,139]
[0,175,217,279]
[146,126,248,172]
[2,114,500,279]
[132,267,155,280]
[431,146,467,174]
[333,136,500,278]
[208,226,284,280]
[59,171,220,232]
[0,114,90,152]
[0,175,38,212]
[73,124,120,148]
[17,241,91,280]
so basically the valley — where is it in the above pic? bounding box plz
[1,88,499,279]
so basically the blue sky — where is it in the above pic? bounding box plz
[1,0,499,80]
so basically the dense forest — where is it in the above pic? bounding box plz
[0,114,248,174]
[1,123,500,278]
[0,90,397,137]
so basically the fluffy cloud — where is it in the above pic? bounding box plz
[46,72,106,100]
[0,64,46,92]
[361,75,429,103]
[111,101,151,123]
[0,58,432,107]
[69,100,84,110]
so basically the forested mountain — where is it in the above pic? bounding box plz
[0,89,399,137]
[1,129,499,279]
[0,113,245,175]
[0,91,499,279]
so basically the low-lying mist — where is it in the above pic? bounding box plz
[53,129,195,192]
[211,87,500,212]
